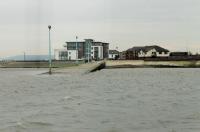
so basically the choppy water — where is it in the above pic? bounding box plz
[0,68,200,132]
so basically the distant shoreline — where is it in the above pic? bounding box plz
[105,60,200,69]
[0,60,200,69]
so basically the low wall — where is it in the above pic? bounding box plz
[106,60,200,68]
[0,61,84,68]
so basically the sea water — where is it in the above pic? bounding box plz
[0,68,200,132]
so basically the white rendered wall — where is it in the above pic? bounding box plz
[156,52,170,57]
[100,46,103,59]
[138,51,146,57]
[67,50,77,60]
[91,46,104,60]
[54,49,68,60]
[54,49,60,60]
[145,49,157,57]
[109,54,118,59]
[138,49,170,57]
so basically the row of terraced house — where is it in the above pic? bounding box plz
[108,45,190,60]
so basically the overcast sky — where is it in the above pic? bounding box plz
[1,0,200,57]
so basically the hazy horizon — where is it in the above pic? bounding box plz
[1,0,200,57]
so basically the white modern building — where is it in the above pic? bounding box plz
[54,49,68,60]
[67,50,77,60]
[55,39,109,61]
[54,49,78,60]
[91,46,104,60]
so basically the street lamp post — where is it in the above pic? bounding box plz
[48,25,52,75]
[76,36,78,64]
[88,42,90,63]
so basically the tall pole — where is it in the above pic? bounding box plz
[76,36,78,64]
[48,25,52,75]
[88,42,90,63]
[24,52,26,61]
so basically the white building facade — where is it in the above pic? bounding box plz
[91,46,104,60]
[109,50,120,60]
[67,50,77,60]
[54,49,68,60]
[54,49,77,60]
[55,39,109,61]
[138,48,170,58]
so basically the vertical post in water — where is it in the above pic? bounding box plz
[76,36,78,64]
[88,42,90,63]
[48,25,52,75]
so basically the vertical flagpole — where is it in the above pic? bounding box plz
[48,25,52,75]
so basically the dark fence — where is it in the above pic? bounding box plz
[122,56,200,61]
[145,56,200,61]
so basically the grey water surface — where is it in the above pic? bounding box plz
[0,68,200,132]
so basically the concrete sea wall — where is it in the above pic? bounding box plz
[106,60,200,68]
[0,61,83,68]
[86,61,106,73]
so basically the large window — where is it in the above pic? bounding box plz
[59,51,68,60]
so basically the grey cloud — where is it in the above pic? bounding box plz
[1,0,200,56]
